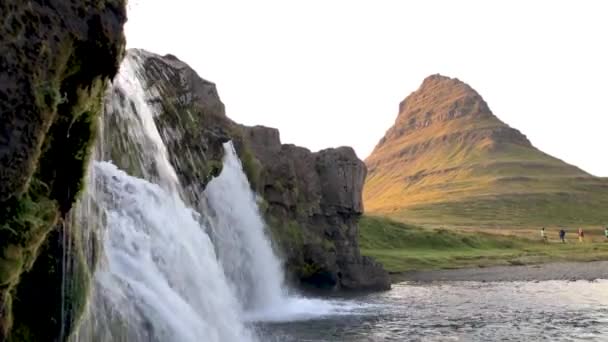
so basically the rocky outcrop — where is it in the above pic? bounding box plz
[238,126,390,290]
[130,50,390,291]
[0,1,126,340]
[103,49,233,202]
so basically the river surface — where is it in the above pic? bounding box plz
[260,280,608,341]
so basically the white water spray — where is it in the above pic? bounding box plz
[205,143,354,323]
[74,53,256,342]
[87,162,253,342]
[103,53,180,192]
[205,143,287,312]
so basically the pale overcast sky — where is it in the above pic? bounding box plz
[125,0,608,176]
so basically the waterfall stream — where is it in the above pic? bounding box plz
[71,51,348,342]
[77,162,254,342]
[72,53,256,342]
[205,143,288,314]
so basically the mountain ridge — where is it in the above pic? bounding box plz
[364,74,608,227]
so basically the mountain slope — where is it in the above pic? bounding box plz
[364,75,608,227]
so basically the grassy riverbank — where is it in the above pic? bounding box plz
[359,216,608,274]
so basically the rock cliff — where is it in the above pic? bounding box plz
[103,49,232,201]
[126,50,390,291]
[0,1,126,340]
[239,126,390,290]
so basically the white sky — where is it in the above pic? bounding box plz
[125,0,608,176]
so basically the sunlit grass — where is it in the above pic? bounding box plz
[359,215,608,274]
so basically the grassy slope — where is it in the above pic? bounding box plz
[365,75,608,229]
[359,216,608,274]
[365,135,608,227]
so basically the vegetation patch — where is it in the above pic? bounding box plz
[359,215,608,274]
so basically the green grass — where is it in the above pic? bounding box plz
[359,216,608,274]
[394,189,608,228]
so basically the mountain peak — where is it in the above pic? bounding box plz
[420,73,458,86]
[373,75,530,160]
[395,74,493,132]
[363,75,599,224]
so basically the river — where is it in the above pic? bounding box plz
[261,280,608,341]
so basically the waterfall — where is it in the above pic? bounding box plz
[205,143,287,313]
[72,50,348,341]
[80,162,253,342]
[73,53,256,342]
[205,143,350,323]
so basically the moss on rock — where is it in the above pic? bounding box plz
[0,0,127,340]
[238,144,263,191]
[104,50,233,203]
[8,226,91,342]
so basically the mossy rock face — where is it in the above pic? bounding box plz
[0,0,127,340]
[103,50,233,206]
[9,226,90,342]
[237,125,391,291]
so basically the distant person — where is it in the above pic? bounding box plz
[559,229,566,243]
[578,228,585,243]
[540,227,547,242]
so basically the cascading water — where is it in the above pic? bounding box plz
[205,143,287,312]
[72,50,352,341]
[72,54,255,342]
[205,143,352,323]
[80,162,253,342]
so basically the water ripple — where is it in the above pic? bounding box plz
[261,280,608,341]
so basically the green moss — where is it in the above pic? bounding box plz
[321,238,335,252]
[0,1,127,339]
[1,294,13,338]
[0,188,60,338]
[266,217,304,248]
[205,160,223,185]
[0,247,23,287]
[0,192,57,246]
[299,262,322,279]
[240,147,262,191]
[9,227,92,342]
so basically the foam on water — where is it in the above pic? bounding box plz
[244,296,370,323]
[79,162,254,342]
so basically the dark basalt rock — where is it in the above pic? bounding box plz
[239,125,391,291]
[0,0,127,340]
[104,49,233,205]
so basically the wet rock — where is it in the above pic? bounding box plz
[104,49,233,204]
[0,0,127,340]
[240,125,391,291]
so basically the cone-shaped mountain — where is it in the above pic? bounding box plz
[364,74,608,227]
